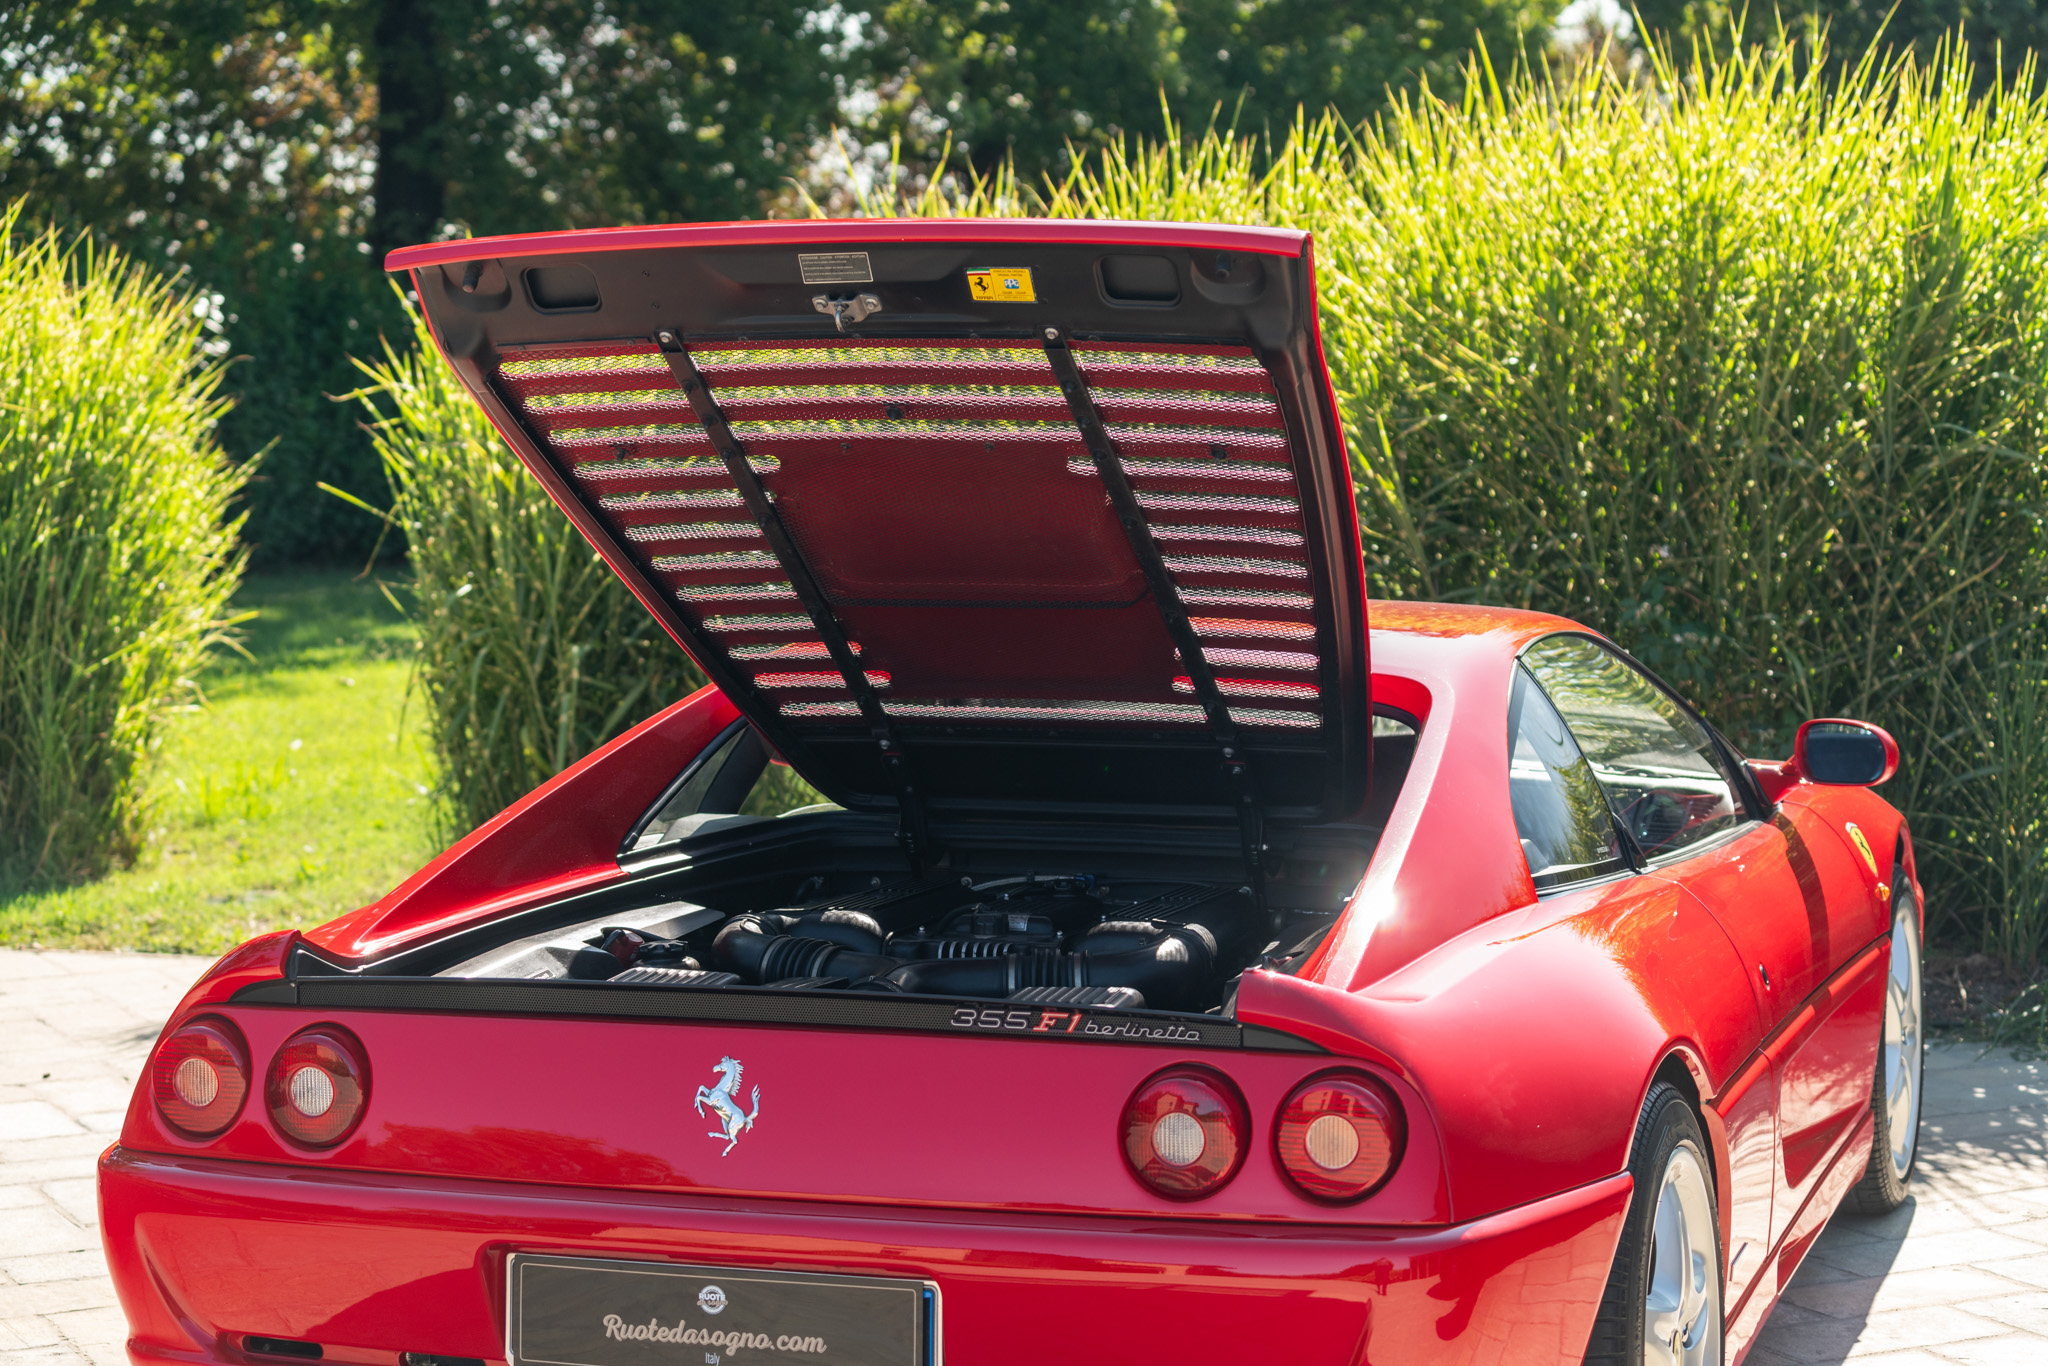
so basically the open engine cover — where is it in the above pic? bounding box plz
[388,220,1369,823]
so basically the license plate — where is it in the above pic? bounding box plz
[507,1254,939,1366]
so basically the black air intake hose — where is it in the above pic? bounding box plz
[888,936,1020,961]
[713,910,896,984]
[885,924,1216,1011]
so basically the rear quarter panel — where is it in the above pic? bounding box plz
[1241,870,1760,1222]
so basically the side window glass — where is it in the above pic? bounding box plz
[1521,636,1743,861]
[627,725,835,853]
[1508,665,1628,890]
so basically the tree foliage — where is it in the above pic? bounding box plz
[0,1,859,562]
[1631,0,2048,92]
[864,0,1562,178]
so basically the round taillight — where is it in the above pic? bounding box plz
[1119,1066,1248,1200]
[1275,1071,1404,1203]
[266,1025,369,1148]
[150,1017,250,1138]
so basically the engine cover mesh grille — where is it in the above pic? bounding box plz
[492,336,1326,731]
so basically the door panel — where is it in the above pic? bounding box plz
[1655,809,1883,1249]
[1650,821,1820,1032]
[1773,943,1885,1237]
[1710,1055,1778,1312]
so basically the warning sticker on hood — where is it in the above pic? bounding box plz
[966,266,1035,301]
[798,251,873,284]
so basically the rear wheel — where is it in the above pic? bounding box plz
[1848,880,1923,1214]
[1585,1081,1724,1366]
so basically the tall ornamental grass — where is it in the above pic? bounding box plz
[346,304,704,836]
[0,206,249,884]
[872,40,2048,963]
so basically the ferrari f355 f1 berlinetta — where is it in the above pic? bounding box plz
[101,219,1922,1366]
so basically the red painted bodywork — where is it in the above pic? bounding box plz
[384,217,1313,276]
[312,687,741,960]
[104,220,1919,1366]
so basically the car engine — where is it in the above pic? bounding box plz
[446,875,1298,1015]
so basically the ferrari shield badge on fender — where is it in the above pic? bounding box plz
[966,266,1035,301]
[693,1056,761,1155]
[1844,821,1891,902]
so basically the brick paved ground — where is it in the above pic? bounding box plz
[0,947,2043,1366]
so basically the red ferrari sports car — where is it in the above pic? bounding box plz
[101,219,1923,1366]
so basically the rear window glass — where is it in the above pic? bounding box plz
[628,726,836,853]
[1508,665,1628,890]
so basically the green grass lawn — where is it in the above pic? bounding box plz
[0,572,439,954]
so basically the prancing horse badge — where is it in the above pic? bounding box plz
[694,1056,762,1156]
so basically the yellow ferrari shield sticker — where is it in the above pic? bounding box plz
[1845,821,1877,876]
[966,266,1036,302]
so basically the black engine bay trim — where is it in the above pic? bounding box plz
[232,975,1325,1053]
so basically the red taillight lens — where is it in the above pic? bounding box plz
[1275,1071,1404,1202]
[1119,1066,1248,1200]
[150,1016,250,1138]
[266,1025,369,1148]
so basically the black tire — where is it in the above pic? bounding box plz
[1847,880,1923,1215]
[1584,1081,1725,1366]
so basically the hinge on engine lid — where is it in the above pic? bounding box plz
[1042,327,1269,914]
[654,329,940,875]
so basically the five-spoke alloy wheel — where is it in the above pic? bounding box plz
[1644,1141,1722,1365]
[1851,875,1923,1213]
[1584,1081,1725,1366]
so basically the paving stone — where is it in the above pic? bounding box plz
[1937,1335,2048,1365]
[0,1105,81,1143]
[1953,1290,2048,1337]
[1808,1229,2046,1279]
[0,1257,105,1289]
[1920,1086,2048,1119]
[1740,1345,1805,1366]
[1976,1253,2048,1291]
[0,1319,61,1351]
[0,1159,110,1191]
[0,1210,94,1259]
[0,1282,114,1321]
[0,1138,109,1180]
[36,1182,95,1231]
[0,1348,88,1366]
[1753,1303,1986,1359]
[1784,1266,2034,1319]
[41,1308,124,1350]
[1844,1191,2048,1242]
[29,1081,139,1121]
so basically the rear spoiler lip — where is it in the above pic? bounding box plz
[384,217,1310,274]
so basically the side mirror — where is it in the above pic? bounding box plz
[1796,719,1899,786]
[1748,718,1898,803]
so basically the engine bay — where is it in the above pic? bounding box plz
[441,873,1337,1017]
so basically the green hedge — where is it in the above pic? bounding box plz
[897,44,2048,962]
[347,304,704,837]
[0,208,250,884]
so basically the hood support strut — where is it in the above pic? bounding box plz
[1042,328,1267,913]
[653,329,939,872]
